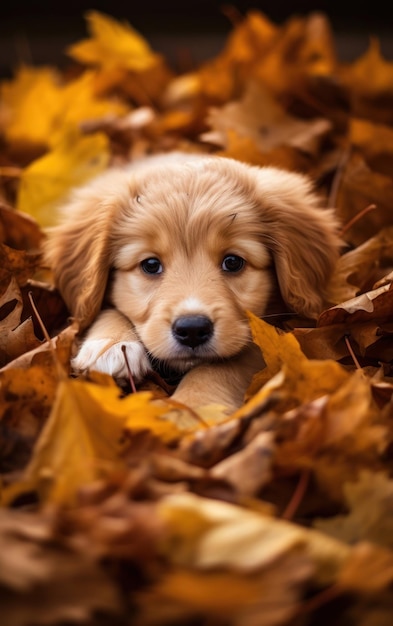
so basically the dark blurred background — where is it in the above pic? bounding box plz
[1,1,393,77]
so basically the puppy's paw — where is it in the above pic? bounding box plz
[72,339,151,380]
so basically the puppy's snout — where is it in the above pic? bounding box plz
[172,315,214,349]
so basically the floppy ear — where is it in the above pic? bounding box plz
[252,166,341,318]
[43,171,128,331]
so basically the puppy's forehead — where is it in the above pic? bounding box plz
[111,159,265,261]
[131,164,258,222]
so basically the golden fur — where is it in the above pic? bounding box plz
[44,153,341,411]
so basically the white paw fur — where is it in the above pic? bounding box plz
[72,338,151,380]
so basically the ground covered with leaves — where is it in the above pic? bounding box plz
[1,9,393,626]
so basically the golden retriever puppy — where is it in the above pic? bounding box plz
[44,153,340,411]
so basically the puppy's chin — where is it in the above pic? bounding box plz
[152,350,244,383]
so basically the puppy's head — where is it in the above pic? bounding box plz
[44,154,340,371]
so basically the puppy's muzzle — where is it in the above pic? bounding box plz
[172,315,214,349]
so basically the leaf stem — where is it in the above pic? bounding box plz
[339,203,377,238]
[344,335,362,370]
[121,344,137,393]
[282,469,310,520]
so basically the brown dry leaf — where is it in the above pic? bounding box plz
[189,10,279,103]
[311,372,387,501]
[0,363,60,474]
[338,542,393,594]
[253,12,337,96]
[203,81,331,157]
[319,281,393,327]
[0,243,41,291]
[339,38,393,124]
[0,508,120,626]
[210,431,275,497]
[350,118,393,177]
[0,204,43,251]
[293,323,351,361]
[138,555,312,626]
[0,277,41,366]
[271,368,386,480]
[217,130,311,171]
[327,226,393,304]
[314,471,393,548]
[1,322,78,373]
[335,152,393,246]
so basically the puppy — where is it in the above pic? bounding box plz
[44,153,340,411]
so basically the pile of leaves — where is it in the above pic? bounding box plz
[1,9,393,626]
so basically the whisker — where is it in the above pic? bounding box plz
[260,312,295,319]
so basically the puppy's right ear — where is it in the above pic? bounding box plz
[44,184,118,331]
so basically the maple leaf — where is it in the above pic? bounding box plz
[139,556,312,626]
[253,12,338,96]
[315,471,393,548]
[4,380,197,504]
[0,508,120,625]
[202,81,331,158]
[0,363,59,474]
[327,226,393,304]
[68,10,161,72]
[335,153,393,246]
[0,66,62,146]
[340,38,393,124]
[0,243,41,290]
[158,492,350,584]
[350,118,393,178]
[319,281,393,327]
[184,11,279,103]
[10,382,169,504]
[238,313,349,414]
[0,277,41,366]
[0,203,43,251]
[0,66,126,147]
[16,129,109,227]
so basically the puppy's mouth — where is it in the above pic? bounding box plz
[154,347,218,374]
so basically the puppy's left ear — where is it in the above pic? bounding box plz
[252,166,341,318]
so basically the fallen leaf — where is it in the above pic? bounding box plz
[68,10,161,72]
[17,129,109,227]
[314,471,393,548]
[203,81,331,157]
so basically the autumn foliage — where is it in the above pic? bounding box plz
[1,9,393,626]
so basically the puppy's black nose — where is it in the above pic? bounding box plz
[172,315,214,348]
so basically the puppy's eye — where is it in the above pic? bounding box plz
[140,257,163,274]
[221,254,245,273]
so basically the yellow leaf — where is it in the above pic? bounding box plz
[123,400,187,443]
[14,381,171,504]
[0,67,126,146]
[158,493,350,584]
[17,129,109,227]
[340,38,393,97]
[235,313,350,417]
[315,471,393,548]
[0,66,62,145]
[68,11,160,72]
